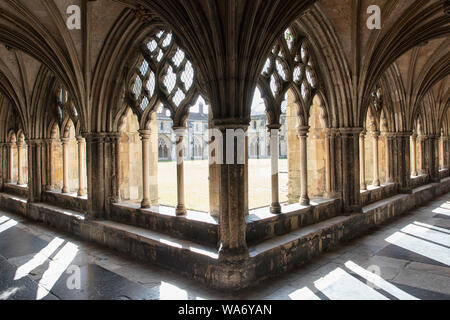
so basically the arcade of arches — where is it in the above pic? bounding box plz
[0,0,449,291]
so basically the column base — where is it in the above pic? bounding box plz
[77,189,87,197]
[399,187,413,194]
[270,203,281,214]
[300,197,310,206]
[372,180,380,187]
[62,187,70,194]
[343,205,362,215]
[141,199,151,209]
[412,171,418,177]
[361,184,367,191]
[218,247,249,263]
[176,205,187,216]
[17,181,24,186]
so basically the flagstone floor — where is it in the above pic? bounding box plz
[0,193,449,300]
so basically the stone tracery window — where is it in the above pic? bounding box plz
[129,30,196,118]
[250,26,325,213]
[259,28,319,120]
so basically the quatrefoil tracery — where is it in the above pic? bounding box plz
[129,30,196,122]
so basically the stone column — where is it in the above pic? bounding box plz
[209,112,221,218]
[17,140,24,185]
[384,132,395,183]
[113,133,121,203]
[324,129,332,195]
[372,131,380,186]
[149,116,159,206]
[324,128,341,198]
[340,128,363,213]
[359,130,367,190]
[214,123,249,262]
[429,135,440,183]
[174,128,187,216]
[411,134,418,176]
[8,143,14,183]
[443,136,450,170]
[139,130,152,208]
[83,133,109,220]
[76,136,87,196]
[61,138,70,193]
[396,132,412,194]
[26,139,43,203]
[0,143,4,188]
[298,126,310,206]
[269,125,281,213]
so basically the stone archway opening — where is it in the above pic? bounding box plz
[118,108,143,203]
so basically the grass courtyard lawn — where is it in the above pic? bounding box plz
[158,159,288,213]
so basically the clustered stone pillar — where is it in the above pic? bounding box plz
[340,128,363,213]
[411,133,418,176]
[76,136,87,196]
[174,128,187,216]
[429,135,440,183]
[61,137,70,193]
[0,143,4,187]
[384,133,395,183]
[324,129,332,195]
[325,128,341,198]
[27,139,43,203]
[359,130,367,190]
[216,124,249,262]
[45,139,55,190]
[8,142,14,183]
[396,132,412,193]
[298,126,310,206]
[139,129,151,209]
[442,136,450,170]
[372,131,380,186]
[17,139,24,185]
[269,125,281,213]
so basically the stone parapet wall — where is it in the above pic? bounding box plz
[360,183,397,207]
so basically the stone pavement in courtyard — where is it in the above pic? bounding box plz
[0,194,449,300]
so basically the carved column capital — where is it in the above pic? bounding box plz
[339,127,364,137]
[297,125,310,137]
[25,139,44,146]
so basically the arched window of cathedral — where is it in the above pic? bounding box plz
[259,27,319,126]
[128,29,196,122]
[118,108,143,202]
[249,26,327,213]
[46,84,87,198]
[158,137,170,160]
[122,29,213,215]
[360,85,393,193]
[7,131,17,184]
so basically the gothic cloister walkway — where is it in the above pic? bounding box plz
[0,193,449,300]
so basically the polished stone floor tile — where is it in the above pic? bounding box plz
[0,255,58,300]
[40,264,155,300]
[376,244,448,268]
[0,227,49,259]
